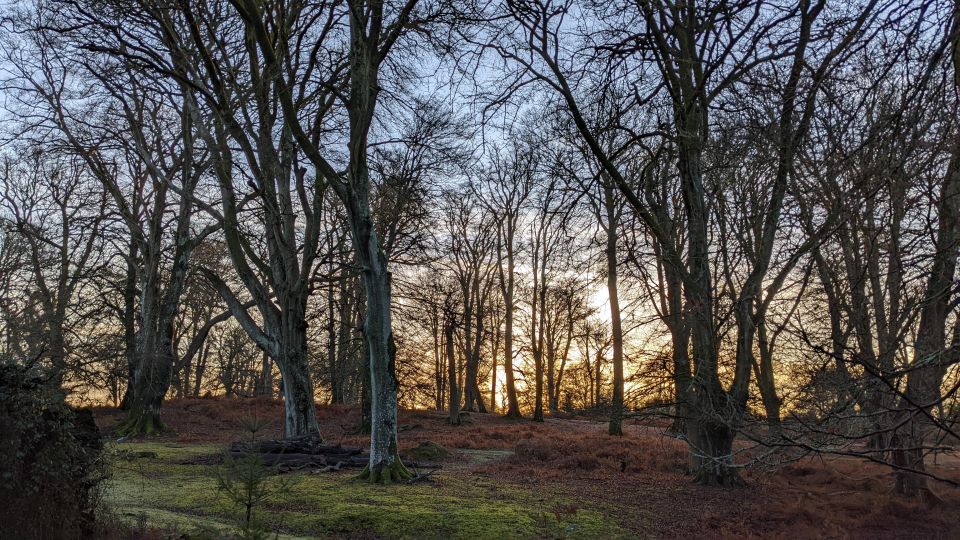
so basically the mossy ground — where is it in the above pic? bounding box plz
[103,441,628,539]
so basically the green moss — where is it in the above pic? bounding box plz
[104,441,628,539]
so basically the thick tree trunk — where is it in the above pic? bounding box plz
[686,400,745,487]
[274,302,319,437]
[277,352,317,437]
[356,237,411,483]
[679,137,746,485]
[46,321,67,389]
[116,328,174,436]
[116,266,170,436]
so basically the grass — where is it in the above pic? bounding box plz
[103,441,628,539]
[94,399,960,539]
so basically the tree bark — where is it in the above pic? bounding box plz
[446,314,461,426]
[501,230,522,418]
[603,181,625,436]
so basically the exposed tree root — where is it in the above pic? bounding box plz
[503,410,523,420]
[692,466,746,488]
[114,411,164,438]
[357,457,414,484]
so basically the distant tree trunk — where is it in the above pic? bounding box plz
[469,307,487,413]
[462,304,478,412]
[547,334,557,414]
[338,279,358,404]
[193,339,211,398]
[327,278,341,404]
[120,238,139,410]
[532,278,546,423]
[501,237,522,418]
[446,315,461,426]
[257,353,273,398]
[603,182,625,436]
[432,305,444,411]
[554,315,573,413]
[595,348,603,408]
[490,317,501,414]
[755,319,782,433]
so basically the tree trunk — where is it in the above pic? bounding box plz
[490,319,500,414]
[462,312,478,412]
[604,182,624,436]
[276,337,318,438]
[120,240,139,410]
[894,154,960,500]
[502,255,522,418]
[433,307,444,411]
[470,311,488,413]
[258,353,273,398]
[116,327,174,436]
[446,315,461,426]
[686,401,744,487]
[356,234,411,483]
[755,320,782,434]
[327,279,342,404]
[891,7,960,500]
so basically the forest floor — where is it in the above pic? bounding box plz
[93,398,960,539]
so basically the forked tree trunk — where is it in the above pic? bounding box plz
[894,156,960,501]
[117,327,175,436]
[277,308,320,438]
[117,240,187,437]
[892,11,960,500]
[686,391,744,487]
